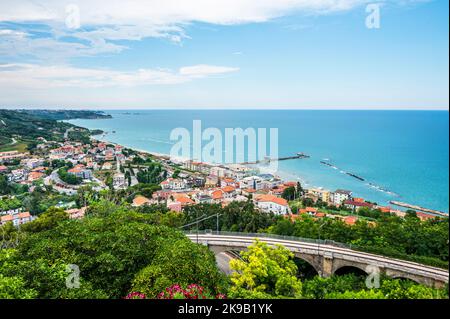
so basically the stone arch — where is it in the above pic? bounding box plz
[332,263,369,277]
[389,275,422,285]
[293,255,321,279]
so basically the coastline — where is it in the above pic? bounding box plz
[87,130,448,217]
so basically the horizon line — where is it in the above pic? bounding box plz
[1,107,449,111]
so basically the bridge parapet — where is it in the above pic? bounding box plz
[186,232,448,288]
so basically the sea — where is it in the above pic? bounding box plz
[68,110,449,213]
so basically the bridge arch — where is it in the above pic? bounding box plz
[332,259,370,277]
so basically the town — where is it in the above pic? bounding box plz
[0,136,438,228]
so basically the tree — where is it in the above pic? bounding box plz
[21,207,69,233]
[131,238,227,298]
[172,169,180,179]
[0,174,9,195]
[7,203,226,298]
[229,240,302,298]
[0,274,38,299]
[281,186,296,201]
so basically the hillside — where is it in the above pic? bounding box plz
[0,109,97,151]
[17,109,112,120]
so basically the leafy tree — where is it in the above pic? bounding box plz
[281,186,296,201]
[131,238,227,298]
[0,274,38,299]
[229,240,302,298]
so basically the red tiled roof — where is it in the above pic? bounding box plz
[344,200,374,208]
[255,194,288,207]
[222,186,235,193]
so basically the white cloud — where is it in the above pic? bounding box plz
[0,63,239,89]
[0,0,378,59]
[179,64,240,77]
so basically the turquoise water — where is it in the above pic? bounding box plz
[68,110,449,213]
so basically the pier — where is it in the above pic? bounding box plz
[241,152,310,165]
[390,201,448,218]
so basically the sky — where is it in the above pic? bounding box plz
[0,0,448,110]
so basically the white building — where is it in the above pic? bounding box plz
[160,178,187,191]
[240,176,264,190]
[254,194,290,215]
[332,189,352,206]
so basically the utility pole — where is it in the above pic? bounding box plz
[216,213,219,235]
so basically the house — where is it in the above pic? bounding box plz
[102,162,113,170]
[160,178,187,190]
[132,195,152,207]
[9,169,27,182]
[28,171,44,182]
[68,165,92,179]
[195,193,213,204]
[65,207,87,219]
[344,216,358,226]
[416,212,436,221]
[0,165,8,173]
[211,189,224,203]
[220,177,239,188]
[24,158,45,169]
[332,189,352,206]
[167,201,182,213]
[113,173,126,189]
[152,190,172,202]
[344,200,374,211]
[254,194,291,215]
[241,188,257,197]
[170,194,195,209]
[221,186,236,198]
[299,207,318,215]
[205,175,219,188]
[0,212,34,226]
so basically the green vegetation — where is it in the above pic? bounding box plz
[229,240,302,298]
[0,203,227,299]
[14,109,111,121]
[0,109,101,151]
[0,199,447,299]
[0,197,21,211]
[266,214,449,268]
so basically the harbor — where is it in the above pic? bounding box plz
[390,201,448,218]
[241,152,310,165]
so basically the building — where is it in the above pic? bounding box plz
[332,189,352,206]
[254,194,290,215]
[344,200,374,211]
[160,178,187,191]
[307,188,332,203]
[0,151,28,163]
[0,212,34,226]
[68,165,92,180]
[132,195,152,207]
[28,171,44,182]
[195,193,213,204]
[113,173,126,189]
[0,165,8,173]
[240,176,264,190]
[65,207,87,219]
[24,158,45,169]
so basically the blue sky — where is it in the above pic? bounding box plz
[0,0,448,109]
